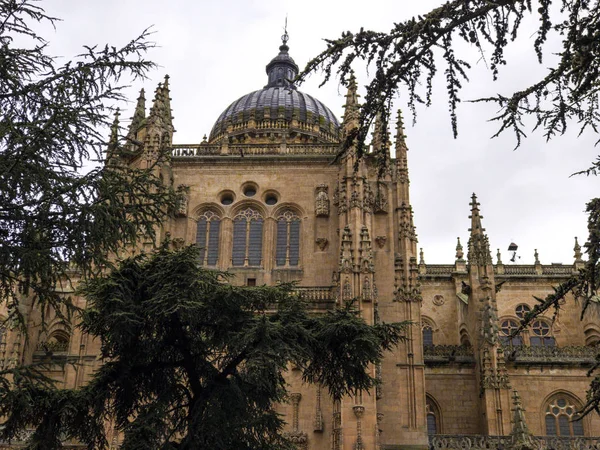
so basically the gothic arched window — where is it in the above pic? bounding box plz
[584,326,600,347]
[422,325,434,347]
[196,210,221,266]
[275,210,300,267]
[500,319,523,346]
[43,330,70,353]
[426,396,441,434]
[530,320,555,347]
[544,395,584,436]
[232,208,263,267]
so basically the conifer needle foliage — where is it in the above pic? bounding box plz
[300,0,600,416]
[0,245,407,449]
[0,1,176,326]
[299,0,600,166]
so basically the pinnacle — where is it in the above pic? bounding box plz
[127,89,147,139]
[574,236,583,261]
[469,193,485,236]
[162,74,171,93]
[342,72,360,131]
[394,109,408,156]
[343,71,359,106]
[108,108,120,154]
[371,112,389,154]
[455,237,464,260]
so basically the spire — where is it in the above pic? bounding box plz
[467,194,492,267]
[265,24,299,89]
[109,108,120,147]
[160,75,174,129]
[510,389,535,450]
[574,237,583,262]
[394,109,408,157]
[469,193,484,237]
[342,71,360,132]
[127,88,146,140]
[455,237,464,261]
[106,109,121,166]
[107,108,120,155]
[371,112,390,156]
[148,76,174,132]
[148,81,162,122]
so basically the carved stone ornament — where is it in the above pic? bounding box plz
[314,385,323,432]
[394,284,423,303]
[375,363,383,399]
[363,181,374,212]
[362,277,372,302]
[334,182,347,214]
[343,278,352,301]
[353,405,365,419]
[375,235,387,249]
[283,431,308,448]
[350,190,361,209]
[374,182,388,213]
[315,238,329,251]
[432,294,445,306]
[175,184,190,217]
[315,184,330,217]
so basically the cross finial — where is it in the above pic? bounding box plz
[281,16,289,46]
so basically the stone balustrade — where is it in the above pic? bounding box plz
[171,144,221,156]
[429,434,600,449]
[424,345,475,365]
[35,340,68,353]
[295,286,336,311]
[502,345,597,365]
[171,143,340,158]
[418,264,576,277]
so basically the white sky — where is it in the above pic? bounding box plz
[43,0,597,264]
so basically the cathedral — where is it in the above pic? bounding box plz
[8,33,600,449]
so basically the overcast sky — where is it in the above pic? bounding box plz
[42,0,597,264]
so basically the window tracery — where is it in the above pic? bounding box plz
[500,319,523,346]
[544,395,584,436]
[196,210,221,266]
[530,320,555,347]
[422,325,434,347]
[276,209,300,267]
[232,207,263,267]
[426,396,441,434]
[515,304,531,319]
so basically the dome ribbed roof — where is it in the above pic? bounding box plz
[208,35,340,144]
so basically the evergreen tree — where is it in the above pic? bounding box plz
[0,245,407,449]
[0,1,176,324]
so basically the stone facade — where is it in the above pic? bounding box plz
[4,37,600,449]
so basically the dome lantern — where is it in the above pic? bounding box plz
[264,26,299,89]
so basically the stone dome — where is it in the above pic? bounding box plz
[208,36,340,144]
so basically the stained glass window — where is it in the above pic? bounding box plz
[232,208,263,267]
[196,210,221,266]
[545,396,584,436]
[275,210,300,267]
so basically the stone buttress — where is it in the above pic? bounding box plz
[465,194,512,435]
